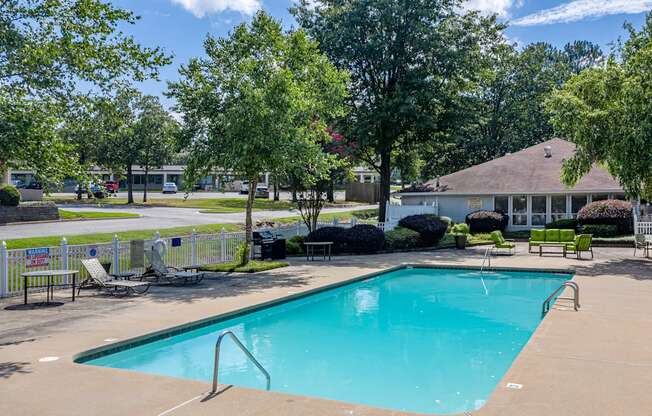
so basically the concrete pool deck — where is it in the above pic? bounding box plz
[1,244,651,416]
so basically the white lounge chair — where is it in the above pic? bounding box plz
[79,259,150,296]
[141,249,204,286]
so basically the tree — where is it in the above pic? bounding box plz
[546,14,652,198]
[0,0,169,185]
[134,96,178,202]
[169,11,349,261]
[95,88,142,204]
[293,0,502,222]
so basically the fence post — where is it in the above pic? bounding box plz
[351,216,357,226]
[113,235,120,274]
[61,237,69,285]
[191,229,197,266]
[1,241,7,297]
[155,231,161,240]
[296,221,301,236]
[220,228,226,262]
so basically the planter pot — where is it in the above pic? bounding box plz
[454,234,467,249]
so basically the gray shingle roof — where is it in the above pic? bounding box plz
[423,138,623,195]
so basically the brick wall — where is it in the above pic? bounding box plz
[0,202,59,224]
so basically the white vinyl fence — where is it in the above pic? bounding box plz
[635,221,652,237]
[0,219,386,298]
[384,201,438,229]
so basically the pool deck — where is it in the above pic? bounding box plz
[1,244,652,416]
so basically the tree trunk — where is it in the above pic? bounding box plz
[243,176,258,265]
[378,148,391,223]
[143,165,149,203]
[127,164,134,204]
[273,174,280,201]
[327,174,335,203]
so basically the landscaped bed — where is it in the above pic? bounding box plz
[199,260,289,273]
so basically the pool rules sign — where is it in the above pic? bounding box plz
[25,247,50,268]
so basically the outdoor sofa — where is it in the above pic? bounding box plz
[529,229,593,259]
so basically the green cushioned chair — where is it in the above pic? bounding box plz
[529,229,546,252]
[566,234,594,259]
[490,231,516,255]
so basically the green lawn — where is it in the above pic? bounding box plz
[58,209,141,220]
[268,208,379,225]
[50,196,352,213]
[3,223,242,250]
[199,260,289,273]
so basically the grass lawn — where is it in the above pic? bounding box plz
[269,208,379,225]
[3,223,242,250]
[200,260,289,273]
[58,209,141,220]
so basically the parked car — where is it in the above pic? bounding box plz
[255,185,270,198]
[240,181,249,194]
[162,182,178,194]
[105,181,119,194]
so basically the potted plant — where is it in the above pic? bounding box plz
[451,223,470,249]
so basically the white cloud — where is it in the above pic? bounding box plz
[513,0,652,26]
[169,0,261,18]
[462,0,524,17]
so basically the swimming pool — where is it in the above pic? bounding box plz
[79,266,571,414]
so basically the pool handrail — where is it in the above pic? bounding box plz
[542,281,580,317]
[212,330,271,393]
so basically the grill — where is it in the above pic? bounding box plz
[252,231,286,260]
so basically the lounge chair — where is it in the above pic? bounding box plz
[490,231,516,255]
[79,259,151,296]
[634,234,649,257]
[565,234,594,259]
[141,249,204,285]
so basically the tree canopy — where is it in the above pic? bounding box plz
[169,11,349,253]
[546,14,652,198]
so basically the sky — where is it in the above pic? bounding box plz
[114,0,652,109]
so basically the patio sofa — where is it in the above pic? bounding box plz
[528,229,576,253]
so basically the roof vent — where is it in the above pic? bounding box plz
[544,145,552,158]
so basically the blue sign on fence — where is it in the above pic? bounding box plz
[171,238,182,247]
[25,247,50,268]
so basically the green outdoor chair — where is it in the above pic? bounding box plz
[490,231,516,255]
[566,234,594,259]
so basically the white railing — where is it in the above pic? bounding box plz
[0,219,386,298]
[385,201,438,229]
[635,221,652,236]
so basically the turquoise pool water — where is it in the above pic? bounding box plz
[82,267,570,414]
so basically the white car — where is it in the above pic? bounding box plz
[255,185,270,198]
[240,181,249,194]
[162,182,178,194]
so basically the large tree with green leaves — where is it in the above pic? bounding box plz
[168,11,349,257]
[546,14,652,199]
[293,0,502,221]
[0,0,169,185]
[134,96,179,203]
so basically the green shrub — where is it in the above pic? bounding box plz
[451,223,470,234]
[234,242,249,266]
[577,200,633,235]
[306,225,385,254]
[384,227,423,250]
[0,185,20,206]
[286,235,305,255]
[398,214,448,245]
[545,219,578,230]
[465,210,508,233]
[582,224,619,238]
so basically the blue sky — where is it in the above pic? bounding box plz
[115,0,652,109]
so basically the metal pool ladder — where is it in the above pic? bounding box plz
[480,247,492,274]
[212,331,271,393]
[542,281,580,317]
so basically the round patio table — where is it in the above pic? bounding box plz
[21,270,79,306]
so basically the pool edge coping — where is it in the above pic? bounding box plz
[73,263,575,364]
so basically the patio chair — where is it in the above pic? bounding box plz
[566,234,594,259]
[634,234,649,257]
[79,259,151,296]
[141,248,204,286]
[490,231,516,255]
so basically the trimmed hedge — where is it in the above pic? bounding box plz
[577,200,633,235]
[582,224,619,238]
[465,210,508,233]
[306,225,385,254]
[398,214,448,245]
[545,219,578,230]
[0,185,20,207]
[384,227,423,250]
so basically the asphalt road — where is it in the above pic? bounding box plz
[0,204,376,240]
[51,190,347,201]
